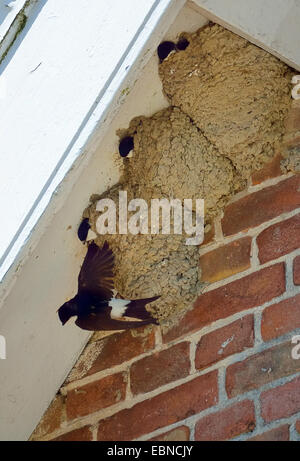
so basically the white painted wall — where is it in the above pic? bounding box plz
[0,0,208,441]
[194,0,300,70]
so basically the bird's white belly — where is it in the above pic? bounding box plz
[109,298,130,318]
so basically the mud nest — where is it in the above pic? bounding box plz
[85,24,293,331]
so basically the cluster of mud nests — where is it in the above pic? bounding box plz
[84,24,294,331]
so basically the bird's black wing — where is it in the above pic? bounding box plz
[78,242,114,300]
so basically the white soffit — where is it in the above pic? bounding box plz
[0,0,184,281]
[0,0,190,441]
[193,0,300,71]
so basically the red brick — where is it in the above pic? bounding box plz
[200,237,252,283]
[257,214,300,264]
[97,372,218,441]
[261,294,300,341]
[195,400,255,441]
[66,326,155,383]
[51,426,92,441]
[130,342,190,396]
[294,256,300,285]
[31,395,64,440]
[252,153,283,185]
[248,425,290,441]
[222,176,300,236]
[261,376,300,422]
[296,420,300,434]
[163,263,285,343]
[195,316,254,370]
[66,372,127,420]
[226,342,300,398]
[150,426,190,441]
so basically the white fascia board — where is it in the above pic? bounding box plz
[0,0,187,441]
[193,0,300,71]
[0,0,27,40]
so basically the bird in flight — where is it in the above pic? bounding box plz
[58,242,160,331]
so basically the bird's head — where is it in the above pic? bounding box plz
[58,300,77,325]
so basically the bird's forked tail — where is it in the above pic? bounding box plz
[125,296,160,322]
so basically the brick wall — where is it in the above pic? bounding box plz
[31,101,300,442]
